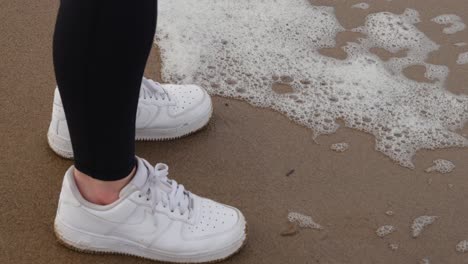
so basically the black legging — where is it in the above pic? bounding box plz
[53,0,157,181]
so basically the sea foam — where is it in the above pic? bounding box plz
[457,52,468,65]
[330,142,349,152]
[376,225,396,237]
[431,14,466,34]
[412,216,438,238]
[425,159,455,174]
[287,212,323,230]
[157,0,468,168]
[352,3,370,10]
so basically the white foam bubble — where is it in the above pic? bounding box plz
[457,52,468,65]
[352,3,370,10]
[388,243,399,250]
[432,14,466,34]
[287,212,323,230]
[157,0,468,168]
[456,240,468,253]
[330,142,349,152]
[454,42,467,47]
[412,216,437,238]
[376,225,396,237]
[385,210,395,216]
[425,159,455,174]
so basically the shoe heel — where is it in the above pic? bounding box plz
[47,129,74,159]
[47,109,73,159]
[54,217,113,254]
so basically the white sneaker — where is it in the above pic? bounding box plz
[54,157,247,263]
[48,78,213,159]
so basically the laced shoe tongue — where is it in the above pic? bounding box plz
[153,163,175,193]
[141,78,168,100]
[153,163,193,212]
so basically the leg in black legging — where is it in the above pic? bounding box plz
[53,0,157,181]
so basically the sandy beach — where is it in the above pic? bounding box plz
[1,0,468,263]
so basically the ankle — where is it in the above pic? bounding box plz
[73,167,136,205]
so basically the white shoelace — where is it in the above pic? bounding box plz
[140,159,193,217]
[141,78,170,101]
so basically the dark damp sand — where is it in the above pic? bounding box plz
[1,0,468,263]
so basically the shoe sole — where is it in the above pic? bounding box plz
[47,105,213,159]
[54,218,247,263]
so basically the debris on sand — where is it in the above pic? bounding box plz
[280,222,300,237]
[286,169,295,177]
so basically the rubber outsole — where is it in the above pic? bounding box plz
[54,222,247,264]
[48,106,213,160]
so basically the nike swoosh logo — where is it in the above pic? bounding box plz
[136,105,160,129]
[111,209,162,244]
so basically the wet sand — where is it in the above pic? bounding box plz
[1,0,468,263]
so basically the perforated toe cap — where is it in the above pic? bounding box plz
[183,198,243,240]
[165,84,210,117]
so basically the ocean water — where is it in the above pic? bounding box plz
[156,0,468,168]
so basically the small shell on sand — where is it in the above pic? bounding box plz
[385,210,395,216]
[376,225,396,238]
[456,240,468,253]
[425,159,455,174]
[288,212,323,230]
[412,216,438,238]
[330,142,349,152]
